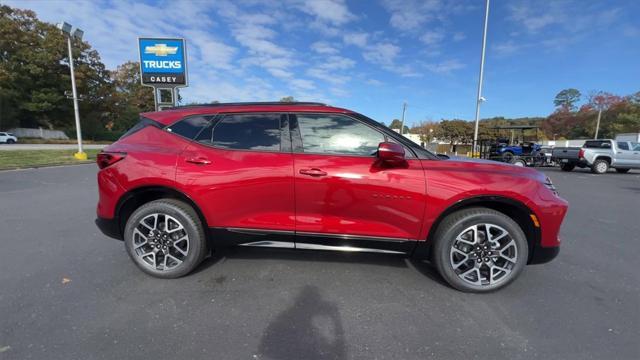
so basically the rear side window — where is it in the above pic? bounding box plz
[212,114,281,151]
[617,142,629,150]
[584,140,611,149]
[120,117,163,139]
[167,116,211,140]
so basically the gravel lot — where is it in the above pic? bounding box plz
[0,164,638,360]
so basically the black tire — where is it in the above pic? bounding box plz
[615,168,630,173]
[501,151,514,163]
[124,199,208,278]
[591,159,609,174]
[560,163,575,172]
[6,139,15,144]
[432,207,528,293]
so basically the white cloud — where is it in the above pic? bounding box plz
[453,32,466,41]
[381,0,442,32]
[363,42,400,66]
[365,79,383,86]
[421,30,445,46]
[290,78,316,90]
[343,32,369,48]
[424,59,465,74]
[310,41,339,54]
[297,0,355,25]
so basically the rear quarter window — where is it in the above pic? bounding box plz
[167,116,212,140]
[120,117,163,139]
[583,140,611,149]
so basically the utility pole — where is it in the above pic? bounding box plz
[400,102,407,135]
[58,22,86,160]
[594,108,602,139]
[472,0,490,156]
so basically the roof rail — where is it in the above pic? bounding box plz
[165,101,327,110]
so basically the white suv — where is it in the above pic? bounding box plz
[0,132,18,144]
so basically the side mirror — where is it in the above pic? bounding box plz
[377,142,405,162]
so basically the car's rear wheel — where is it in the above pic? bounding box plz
[433,208,528,292]
[560,163,575,172]
[124,199,208,278]
[6,139,15,144]
[591,159,609,174]
[501,151,514,163]
[513,159,526,167]
[615,168,630,173]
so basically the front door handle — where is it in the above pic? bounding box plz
[299,168,327,177]
[186,157,211,165]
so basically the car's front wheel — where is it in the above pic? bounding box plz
[124,199,208,278]
[6,139,15,144]
[433,208,528,292]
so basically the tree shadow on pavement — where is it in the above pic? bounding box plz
[258,285,347,360]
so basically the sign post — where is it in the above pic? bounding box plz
[138,38,188,110]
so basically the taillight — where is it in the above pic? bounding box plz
[97,152,126,169]
[578,148,585,159]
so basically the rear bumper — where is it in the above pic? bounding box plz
[95,216,123,240]
[529,244,559,264]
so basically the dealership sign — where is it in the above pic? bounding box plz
[138,38,187,86]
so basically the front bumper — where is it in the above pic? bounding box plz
[95,216,123,240]
[529,243,559,264]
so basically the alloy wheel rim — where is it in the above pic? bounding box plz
[449,223,518,286]
[597,162,607,172]
[132,213,189,271]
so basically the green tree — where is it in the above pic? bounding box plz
[434,119,473,148]
[553,88,581,111]
[280,96,295,102]
[388,119,409,133]
[0,5,111,131]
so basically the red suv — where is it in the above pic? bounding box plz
[96,102,568,292]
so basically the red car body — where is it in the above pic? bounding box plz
[96,103,567,266]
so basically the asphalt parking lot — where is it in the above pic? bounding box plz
[0,164,638,360]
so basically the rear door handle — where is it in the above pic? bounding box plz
[186,157,211,165]
[299,168,327,177]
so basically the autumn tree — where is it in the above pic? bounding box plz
[105,61,154,132]
[410,121,438,143]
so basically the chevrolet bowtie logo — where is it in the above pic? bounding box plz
[144,43,178,56]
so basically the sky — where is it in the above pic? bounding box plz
[5,0,640,127]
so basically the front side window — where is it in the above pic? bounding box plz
[296,114,384,156]
[617,142,629,150]
[631,142,640,151]
[212,114,281,151]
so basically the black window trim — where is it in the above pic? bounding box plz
[289,112,420,159]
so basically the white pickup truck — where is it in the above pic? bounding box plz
[552,139,640,174]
